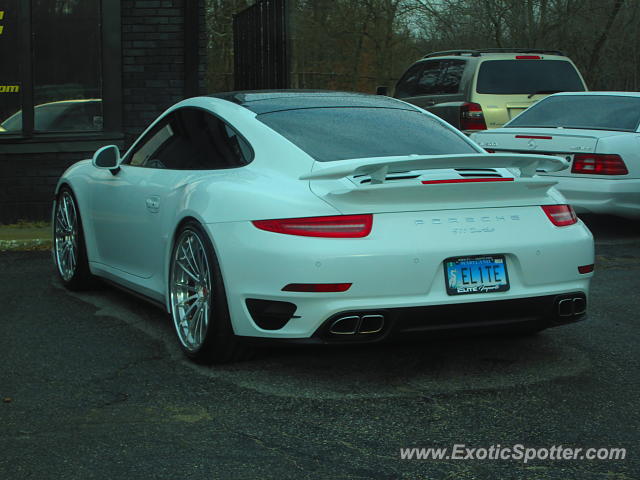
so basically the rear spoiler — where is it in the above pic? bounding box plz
[299,153,568,183]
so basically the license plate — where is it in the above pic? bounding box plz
[444,255,510,295]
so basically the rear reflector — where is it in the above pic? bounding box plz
[515,135,552,140]
[422,178,513,184]
[252,214,373,238]
[460,102,487,130]
[282,283,352,292]
[541,204,577,226]
[578,264,594,274]
[515,55,541,59]
[571,153,628,175]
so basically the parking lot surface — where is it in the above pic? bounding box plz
[1,215,638,479]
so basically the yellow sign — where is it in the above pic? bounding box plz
[0,10,4,35]
[0,85,20,93]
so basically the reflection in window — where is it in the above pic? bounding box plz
[33,0,102,132]
[0,0,21,133]
[131,124,176,166]
[416,62,445,95]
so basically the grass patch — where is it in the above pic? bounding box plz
[0,222,52,241]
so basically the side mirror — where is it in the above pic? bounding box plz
[92,145,121,175]
[376,85,389,96]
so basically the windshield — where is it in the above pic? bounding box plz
[506,95,640,131]
[257,107,477,162]
[476,60,585,95]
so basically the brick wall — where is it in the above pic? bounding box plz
[123,0,188,147]
[0,152,90,223]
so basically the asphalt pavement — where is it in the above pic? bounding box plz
[0,215,638,479]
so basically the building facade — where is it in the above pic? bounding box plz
[0,0,206,223]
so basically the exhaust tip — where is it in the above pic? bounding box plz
[573,297,586,315]
[329,316,360,335]
[359,314,385,334]
[558,298,574,317]
[556,294,587,320]
[327,313,387,336]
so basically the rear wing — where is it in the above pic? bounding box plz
[299,153,568,183]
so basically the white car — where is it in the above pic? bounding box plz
[53,91,594,363]
[471,92,640,219]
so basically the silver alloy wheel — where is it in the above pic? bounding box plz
[170,229,212,352]
[54,191,79,281]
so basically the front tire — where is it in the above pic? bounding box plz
[169,221,248,364]
[53,187,94,290]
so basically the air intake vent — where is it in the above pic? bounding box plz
[455,168,503,178]
[246,299,297,330]
[359,174,420,184]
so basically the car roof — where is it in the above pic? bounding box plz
[546,91,640,98]
[208,90,419,114]
[422,49,567,59]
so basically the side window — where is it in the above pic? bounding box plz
[439,60,466,94]
[395,63,423,98]
[129,120,176,167]
[415,61,446,95]
[127,107,253,170]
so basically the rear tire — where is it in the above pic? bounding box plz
[168,221,249,364]
[53,187,95,290]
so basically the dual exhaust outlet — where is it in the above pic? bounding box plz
[329,314,385,335]
[557,296,586,318]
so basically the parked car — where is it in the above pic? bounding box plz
[0,99,102,132]
[53,91,594,363]
[379,49,587,133]
[470,92,640,219]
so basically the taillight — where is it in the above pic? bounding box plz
[541,205,577,227]
[515,135,552,140]
[252,214,373,238]
[578,264,594,274]
[282,283,352,292]
[571,153,628,175]
[515,55,541,60]
[460,102,487,130]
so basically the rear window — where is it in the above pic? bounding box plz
[257,107,477,162]
[476,60,585,95]
[506,95,640,131]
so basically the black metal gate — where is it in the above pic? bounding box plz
[233,0,289,90]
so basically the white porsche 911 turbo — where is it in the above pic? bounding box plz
[53,91,594,363]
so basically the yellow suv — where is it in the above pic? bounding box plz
[385,49,587,133]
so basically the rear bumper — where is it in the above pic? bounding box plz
[241,293,587,346]
[206,205,593,339]
[548,176,640,219]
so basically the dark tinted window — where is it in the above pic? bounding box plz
[507,95,640,131]
[257,107,477,162]
[128,108,252,169]
[0,0,21,134]
[439,60,465,94]
[395,63,423,98]
[415,61,446,95]
[476,60,585,94]
[396,60,466,97]
[33,0,102,132]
